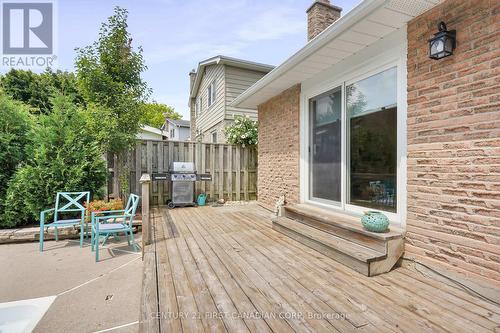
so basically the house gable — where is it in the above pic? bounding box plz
[190,56,274,142]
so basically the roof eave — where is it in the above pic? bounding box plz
[140,125,163,135]
[190,56,274,99]
[230,0,386,108]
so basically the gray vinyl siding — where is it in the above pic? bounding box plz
[224,66,267,104]
[178,127,190,141]
[195,64,225,136]
[225,106,258,121]
[224,65,267,120]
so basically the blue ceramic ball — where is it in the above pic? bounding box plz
[361,211,389,233]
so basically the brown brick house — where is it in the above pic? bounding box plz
[232,0,499,299]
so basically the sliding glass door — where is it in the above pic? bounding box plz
[309,86,342,204]
[308,66,398,215]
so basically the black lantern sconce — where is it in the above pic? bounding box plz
[429,21,456,60]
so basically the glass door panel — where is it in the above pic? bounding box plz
[309,86,342,203]
[347,67,397,212]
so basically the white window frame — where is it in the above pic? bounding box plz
[299,32,407,228]
[211,131,217,143]
[207,80,216,107]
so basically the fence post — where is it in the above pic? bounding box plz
[140,174,151,257]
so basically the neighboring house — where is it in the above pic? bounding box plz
[162,118,190,141]
[189,55,274,143]
[137,125,165,140]
[233,0,499,296]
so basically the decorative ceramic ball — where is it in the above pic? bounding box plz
[361,211,389,233]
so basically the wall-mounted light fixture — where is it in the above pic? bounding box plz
[429,21,456,60]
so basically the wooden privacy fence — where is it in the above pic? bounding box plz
[109,140,257,206]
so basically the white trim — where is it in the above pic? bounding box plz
[399,29,408,230]
[341,80,347,213]
[299,28,407,228]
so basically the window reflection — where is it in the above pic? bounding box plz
[347,67,397,212]
[310,87,342,203]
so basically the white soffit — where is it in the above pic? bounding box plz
[232,0,442,109]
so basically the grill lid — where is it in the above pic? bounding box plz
[170,162,195,173]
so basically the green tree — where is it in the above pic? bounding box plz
[75,6,150,154]
[0,93,33,206]
[139,102,180,128]
[1,68,83,114]
[1,96,107,228]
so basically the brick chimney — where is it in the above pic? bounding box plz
[307,0,342,41]
[189,69,196,95]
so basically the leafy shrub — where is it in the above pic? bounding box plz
[1,68,84,114]
[0,93,33,206]
[0,95,107,228]
[1,167,34,226]
[224,116,258,147]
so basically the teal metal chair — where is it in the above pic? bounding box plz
[91,194,140,262]
[39,191,90,252]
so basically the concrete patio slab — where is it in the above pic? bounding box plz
[33,257,141,333]
[0,234,143,333]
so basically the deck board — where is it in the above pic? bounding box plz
[154,208,182,333]
[141,204,500,333]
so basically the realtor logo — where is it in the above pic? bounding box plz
[2,2,53,54]
[1,1,56,68]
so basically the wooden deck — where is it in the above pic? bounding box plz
[140,204,500,333]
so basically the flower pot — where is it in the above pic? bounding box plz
[361,211,389,233]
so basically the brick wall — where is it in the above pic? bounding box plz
[406,0,500,283]
[257,84,301,210]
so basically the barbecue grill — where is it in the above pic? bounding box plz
[168,162,197,208]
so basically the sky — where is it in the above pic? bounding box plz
[50,0,359,119]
